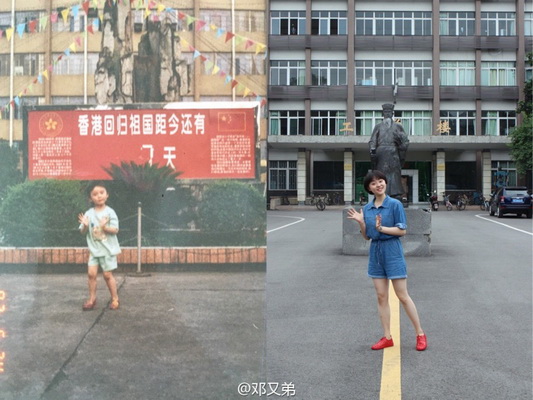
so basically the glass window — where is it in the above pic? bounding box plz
[270,11,306,35]
[440,61,475,85]
[482,111,516,136]
[311,11,347,35]
[235,10,265,32]
[311,61,347,85]
[526,13,533,36]
[481,62,516,86]
[395,111,432,136]
[311,110,346,136]
[12,54,44,76]
[356,61,432,86]
[53,53,99,75]
[269,110,305,135]
[270,61,305,85]
[439,111,476,135]
[269,160,297,190]
[439,12,475,36]
[355,110,380,136]
[356,11,431,36]
[481,12,516,36]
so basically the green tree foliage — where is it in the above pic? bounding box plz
[103,162,195,242]
[0,179,87,246]
[0,141,23,198]
[509,52,532,176]
[197,180,266,245]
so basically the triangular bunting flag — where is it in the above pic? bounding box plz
[195,20,207,31]
[225,75,232,84]
[28,20,37,33]
[38,74,43,84]
[204,61,214,72]
[69,43,77,53]
[231,80,239,89]
[75,36,82,47]
[16,23,25,38]
[255,43,266,55]
[234,35,244,46]
[193,50,201,59]
[87,24,94,34]
[157,4,166,13]
[6,28,13,41]
[225,32,235,43]
[72,5,80,18]
[39,15,48,31]
[212,65,220,75]
[186,15,196,26]
[245,39,254,49]
[178,12,186,20]
[199,55,207,63]
[61,8,70,24]
[216,28,224,38]
[14,97,20,106]
[180,38,189,47]
[51,12,58,24]
[243,87,251,97]
[64,48,71,56]
[82,1,90,16]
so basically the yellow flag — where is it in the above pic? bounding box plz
[61,8,70,24]
[42,70,49,80]
[6,28,13,41]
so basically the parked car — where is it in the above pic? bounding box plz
[489,186,532,218]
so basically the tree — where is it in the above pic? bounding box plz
[0,141,23,198]
[509,52,532,176]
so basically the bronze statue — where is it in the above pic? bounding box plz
[368,103,409,200]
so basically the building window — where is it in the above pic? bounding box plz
[269,160,297,190]
[14,54,43,76]
[481,62,516,86]
[270,11,305,35]
[15,11,44,32]
[311,61,347,85]
[311,11,347,35]
[200,52,231,76]
[482,111,516,136]
[311,110,346,136]
[481,12,516,36]
[0,12,10,30]
[440,61,475,85]
[491,161,517,188]
[439,111,476,136]
[355,111,380,136]
[355,61,432,86]
[526,13,533,36]
[439,12,475,36]
[52,8,86,32]
[270,61,305,85]
[355,11,431,36]
[199,10,230,31]
[53,53,99,75]
[395,111,432,136]
[235,54,265,75]
[235,10,265,32]
[269,110,305,135]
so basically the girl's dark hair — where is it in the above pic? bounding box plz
[86,181,109,197]
[363,170,387,194]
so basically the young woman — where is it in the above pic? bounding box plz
[347,170,426,351]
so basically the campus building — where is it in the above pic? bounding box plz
[0,0,267,158]
[266,0,532,205]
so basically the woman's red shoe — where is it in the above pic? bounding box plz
[416,334,427,351]
[371,337,394,350]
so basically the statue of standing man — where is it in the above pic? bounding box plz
[368,103,409,200]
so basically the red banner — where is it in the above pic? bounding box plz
[27,104,257,180]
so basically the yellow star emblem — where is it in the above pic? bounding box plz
[44,118,58,131]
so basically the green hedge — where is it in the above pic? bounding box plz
[0,179,87,247]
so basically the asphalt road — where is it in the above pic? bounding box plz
[266,208,532,400]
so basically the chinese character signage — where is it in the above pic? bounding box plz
[27,103,258,180]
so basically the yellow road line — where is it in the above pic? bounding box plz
[380,282,401,400]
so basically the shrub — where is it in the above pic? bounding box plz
[197,181,266,245]
[0,141,23,198]
[0,180,87,247]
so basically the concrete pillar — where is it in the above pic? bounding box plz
[482,150,492,197]
[343,150,353,205]
[435,150,446,199]
[297,150,307,205]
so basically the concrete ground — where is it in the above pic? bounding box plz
[0,269,265,400]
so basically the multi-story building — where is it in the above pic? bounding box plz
[0,0,267,161]
[267,0,532,205]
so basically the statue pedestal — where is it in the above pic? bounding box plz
[342,206,431,257]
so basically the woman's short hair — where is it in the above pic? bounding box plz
[363,170,387,194]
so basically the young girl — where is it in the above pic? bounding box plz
[78,182,121,311]
[347,170,426,351]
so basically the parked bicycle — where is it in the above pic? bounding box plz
[479,194,491,211]
[309,193,326,211]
